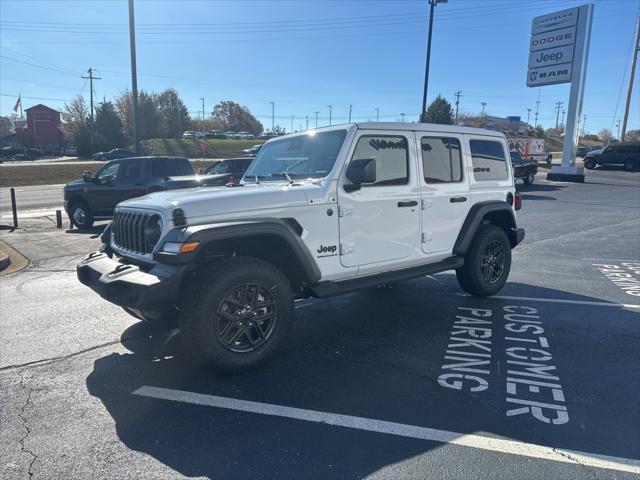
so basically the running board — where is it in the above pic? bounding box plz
[311,256,464,298]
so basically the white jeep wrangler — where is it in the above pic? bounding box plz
[78,123,524,371]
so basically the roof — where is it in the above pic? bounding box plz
[295,122,504,138]
[24,104,61,113]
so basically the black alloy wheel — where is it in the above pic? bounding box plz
[480,240,506,285]
[215,282,278,353]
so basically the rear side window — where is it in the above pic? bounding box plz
[470,140,508,181]
[352,135,409,186]
[421,137,463,183]
[151,158,193,177]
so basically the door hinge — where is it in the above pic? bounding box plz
[421,232,433,243]
[340,243,354,255]
[338,206,352,217]
[421,199,432,210]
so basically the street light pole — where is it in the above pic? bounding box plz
[305,115,309,130]
[481,102,487,126]
[375,107,379,122]
[270,101,275,132]
[314,111,319,128]
[348,104,352,123]
[200,97,205,131]
[400,113,406,123]
[328,105,332,126]
[421,0,447,123]
[526,108,532,126]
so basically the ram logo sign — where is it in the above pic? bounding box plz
[527,65,572,87]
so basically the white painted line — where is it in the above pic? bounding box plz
[133,386,640,474]
[455,293,640,310]
[583,258,640,263]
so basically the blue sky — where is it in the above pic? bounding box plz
[1,0,639,135]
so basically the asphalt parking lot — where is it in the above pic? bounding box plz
[1,167,639,479]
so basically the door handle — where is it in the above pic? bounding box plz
[450,196,467,203]
[397,200,418,207]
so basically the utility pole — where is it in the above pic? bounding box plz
[314,111,319,128]
[270,101,275,132]
[328,105,332,126]
[375,107,379,122]
[82,67,101,155]
[400,113,406,123]
[554,101,563,132]
[561,109,566,131]
[421,0,447,122]
[621,15,640,143]
[348,104,352,123]
[200,97,205,131]
[453,90,462,124]
[128,0,139,153]
[481,102,487,126]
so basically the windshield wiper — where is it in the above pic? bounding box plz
[247,174,266,184]
[270,171,295,184]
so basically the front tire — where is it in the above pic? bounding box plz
[180,257,293,371]
[584,158,596,170]
[456,225,512,297]
[70,200,94,229]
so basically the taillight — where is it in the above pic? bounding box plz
[514,191,522,211]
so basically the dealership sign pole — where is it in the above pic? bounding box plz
[527,4,593,182]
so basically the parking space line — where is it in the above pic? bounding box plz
[583,258,640,262]
[455,293,640,310]
[133,386,640,474]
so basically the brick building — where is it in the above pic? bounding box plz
[25,104,62,152]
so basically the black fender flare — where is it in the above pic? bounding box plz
[154,218,321,284]
[453,201,521,255]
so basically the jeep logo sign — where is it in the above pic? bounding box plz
[527,45,574,69]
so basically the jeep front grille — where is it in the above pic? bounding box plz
[112,210,153,254]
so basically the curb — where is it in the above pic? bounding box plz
[0,251,10,272]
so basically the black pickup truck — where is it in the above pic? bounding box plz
[64,156,201,229]
[510,151,538,185]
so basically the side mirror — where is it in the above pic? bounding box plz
[82,171,92,182]
[344,158,376,192]
[197,168,204,175]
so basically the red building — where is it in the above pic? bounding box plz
[25,104,62,152]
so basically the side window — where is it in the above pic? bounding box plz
[470,139,508,181]
[151,158,169,177]
[421,137,463,183]
[96,161,120,182]
[162,158,193,176]
[119,160,143,180]
[351,135,409,186]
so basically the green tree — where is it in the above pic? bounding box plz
[95,100,127,151]
[212,100,263,136]
[61,96,92,156]
[155,89,190,138]
[423,95,453,125]
[115,89,163,141]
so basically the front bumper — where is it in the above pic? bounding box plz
[77,251,186,310]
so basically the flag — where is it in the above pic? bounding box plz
[13,94,21,113]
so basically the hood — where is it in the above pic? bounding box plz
[117,182,310,221]
[586,149,603,156]
[64,179,91,190]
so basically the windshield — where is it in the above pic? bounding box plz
[244,129,347,180]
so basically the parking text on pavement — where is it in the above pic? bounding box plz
[592,262,640,297]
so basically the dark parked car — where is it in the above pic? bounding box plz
[584,143,640,171]
[93,148,135,161]
[242,144,262,156]
[64,156,198,229]
[183,157,254,186]
[510,151,538,185]
[576,146,590,157]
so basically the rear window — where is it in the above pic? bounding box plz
[470,140,508,181]
[151,158,193,177]
[421,137,463,183]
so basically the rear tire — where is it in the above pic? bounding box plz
[70,200,94,229]
[624,159,637,172]
[523,171,535,185]
[456,225,512,297]
[180,257,293,371]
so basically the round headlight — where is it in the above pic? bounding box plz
[144,214,163,247]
